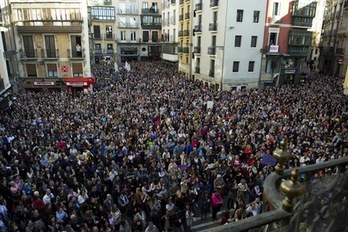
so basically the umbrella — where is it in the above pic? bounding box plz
[261,154,277,166]
[177,165,188,170]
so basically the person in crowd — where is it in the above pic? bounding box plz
[0,61,346,231]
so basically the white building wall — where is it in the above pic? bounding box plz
[309,0,325,63]
[223,0,267,89]
[0,31,11,92]
[193,0,267,90]
[161,0,179,62]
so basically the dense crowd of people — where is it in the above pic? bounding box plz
[0,61,347,232]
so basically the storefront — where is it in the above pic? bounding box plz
[25,80,62,93]
[65,77,95,93]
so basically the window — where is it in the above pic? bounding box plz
[151,2,158,13]
[72,63,83,77]
[154,16,161,24]
[26,64,37,77]
[91,7,115,20]
[121,31,126,41]
[106,25,113,39]
[248,61,255,72]
[71,35,82,57]
[44,35,56,58]
[269,32,278,45]
[251,36,257,47]
[235,35,242,47]
[47,64,58,77]
[95,44,102,53]
[142,2,148,9]
[273,2,280,16]
[142,16,152,25]
[107,44,113,53]
[236,10,243,22]
[22,35,35,58]
[143,31,149,42]
[131,31,136,41]
[253,11,260,23]
[213,11,217,22]
[94,25,101,39]
[233,61,239,72]
[152,31,158,42]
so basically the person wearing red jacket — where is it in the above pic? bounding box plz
[211,189,223,221]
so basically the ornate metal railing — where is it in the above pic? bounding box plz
[200,141,348,232]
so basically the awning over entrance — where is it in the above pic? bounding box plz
[64,78,95,87]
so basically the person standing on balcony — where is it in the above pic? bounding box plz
[76,44,82,57]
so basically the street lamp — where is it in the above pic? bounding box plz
[216,46,224,91]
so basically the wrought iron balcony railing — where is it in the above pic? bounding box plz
[194,46,201,53]
[196,3,202,11]
[208,46,216,55]
[200,141,348,232]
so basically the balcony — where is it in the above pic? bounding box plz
[104,33,115,40]
[336,47,344,54]
[200,145,348,232]
[345,0,348,8]
[106,48,114,54]
[210,0,219,7]
[209,69,215,77]
[195,67,200,73]
[178,47,183,53]
[141,22,161,29]
[118,22,140,28]
[94,48,103,54]
[209,22,217,31]
[208,46,216,55]
[93,34,102,40]
[179,14,184,21]
[183,47,189,53]
[41,49,59,59]
[194,24,202,32]
[179,0,184,5]
[67,49,84,59]
[196,3,202,11]
[22,49,38,60]
[194,46,201,53]
[292,16,313,27]
[141,8,159,14]
[185,13,190,20]
[117,8,138,15]
[183,30,190,36]
[287,45,309,56]
[178,30,184,37]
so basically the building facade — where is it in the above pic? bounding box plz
[260,0,317,87]
[319,0,346,77]
[192,0,267,90]
[161,0,179,65]
[308,0,326,70]
[1,0,92,92]
[113,0,162,63]
[178,0,192,77]
[89,0,117,64]
[0,14,12,109]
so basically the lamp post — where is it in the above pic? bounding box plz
[216,46,224,91]
[188,42,193,80]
